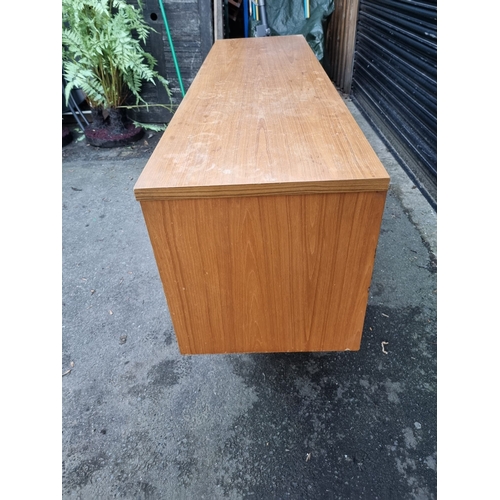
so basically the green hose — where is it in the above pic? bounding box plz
[158,0,186,98]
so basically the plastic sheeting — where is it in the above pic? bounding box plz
[262,0,334,61]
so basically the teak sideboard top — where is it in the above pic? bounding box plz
[134,35,389,201]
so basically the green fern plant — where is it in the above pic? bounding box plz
[62,0,171,133]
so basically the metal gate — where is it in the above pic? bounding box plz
[351,0,437,208]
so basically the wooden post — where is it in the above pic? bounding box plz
[325,0,360,94]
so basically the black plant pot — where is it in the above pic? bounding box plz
[84,107,144,148]
[62,126,73,147]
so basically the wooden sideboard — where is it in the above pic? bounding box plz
[134,35,390,354]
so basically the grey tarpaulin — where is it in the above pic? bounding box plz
[263,0,334,61]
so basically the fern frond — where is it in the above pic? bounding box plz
[131,120,167,132]
[62,0,172,110]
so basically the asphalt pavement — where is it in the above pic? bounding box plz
[62,97,437,499]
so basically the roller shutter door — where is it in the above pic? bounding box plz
[351,0,437,208]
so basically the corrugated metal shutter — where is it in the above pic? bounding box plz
[351,0,437,208]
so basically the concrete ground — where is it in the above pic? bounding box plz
[62,98,437,499]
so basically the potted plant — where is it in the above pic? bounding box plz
[62,0,172,147]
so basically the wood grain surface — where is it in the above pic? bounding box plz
[140,191,387,354]
[134,35,389,201]
[136,35,390,353]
